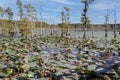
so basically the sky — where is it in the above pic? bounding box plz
[0,0,120,24]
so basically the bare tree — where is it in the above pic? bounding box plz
[81,0,94,40]
[114,8,117,38]
[104,9,109,38]
[61,11,65,36]
[60,6,70,37]
[24,0,37,38]
[16,0,23,20]
[0,6,4,18]
[64,7,70,36]
[104,9,109,47]
[5,7,14,37]
[40,0,43,36]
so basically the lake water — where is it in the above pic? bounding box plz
[0,30,120,40]
[36,30,120,39]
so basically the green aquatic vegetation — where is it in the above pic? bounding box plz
[6,49,16,55]
[89,62,95,65]
[90,43,97,49]
[0,54,7,60]
[76,53,81,57]
[111,38,117,44]
[84,70,97,79]
[100,47,106,51]
[88,64,96,70]
[0,37,119,79]
[2,68,13,80]
[82,38,89,43]
[58,66,69,69]
[3,68,13,75]
[34,46,42,52]
[0,45,3,51]
[20,64,30,72]
[75,67,84,72]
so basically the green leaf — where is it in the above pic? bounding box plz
[6,49,16,55]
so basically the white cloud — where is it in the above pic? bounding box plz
[0,2,3,7]
[44,7,61,12]
[90,3,115,10]
[50,0,76,5]
[89,0,117,10]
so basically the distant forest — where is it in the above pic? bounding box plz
[58,23,120,31]
[0,19,49,28]
[0,19,120,31]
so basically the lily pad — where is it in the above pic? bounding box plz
[88,64,96,70]
[6,49,16,55]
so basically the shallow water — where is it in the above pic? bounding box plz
[1,30,119,39]
[37,30,120,38]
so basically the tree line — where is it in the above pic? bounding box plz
[0,0,48,38]
[0,0,119,39]
[59,0,119,39]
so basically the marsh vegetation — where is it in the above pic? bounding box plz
[0,0,120,80]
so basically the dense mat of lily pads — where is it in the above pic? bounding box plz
[0,36,120,80]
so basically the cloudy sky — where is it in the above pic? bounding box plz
[0,0,120,24]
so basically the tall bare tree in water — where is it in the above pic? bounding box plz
[16,0,23,20]
[104,9,109,47]
[114,7,117,38]
[40,0,43,36]
[81,0,94,40]
[16,0,23,38]
[0,6,4,18]
[60,6,70,37]
[61,11,65,36]
[64,7,70,36]
[104,9,109,38]
[24,0,37,38]
[5,7,14,37]
[24,3,36,21]
[0,6,4,36]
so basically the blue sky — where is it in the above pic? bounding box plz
[0,0,120,24]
